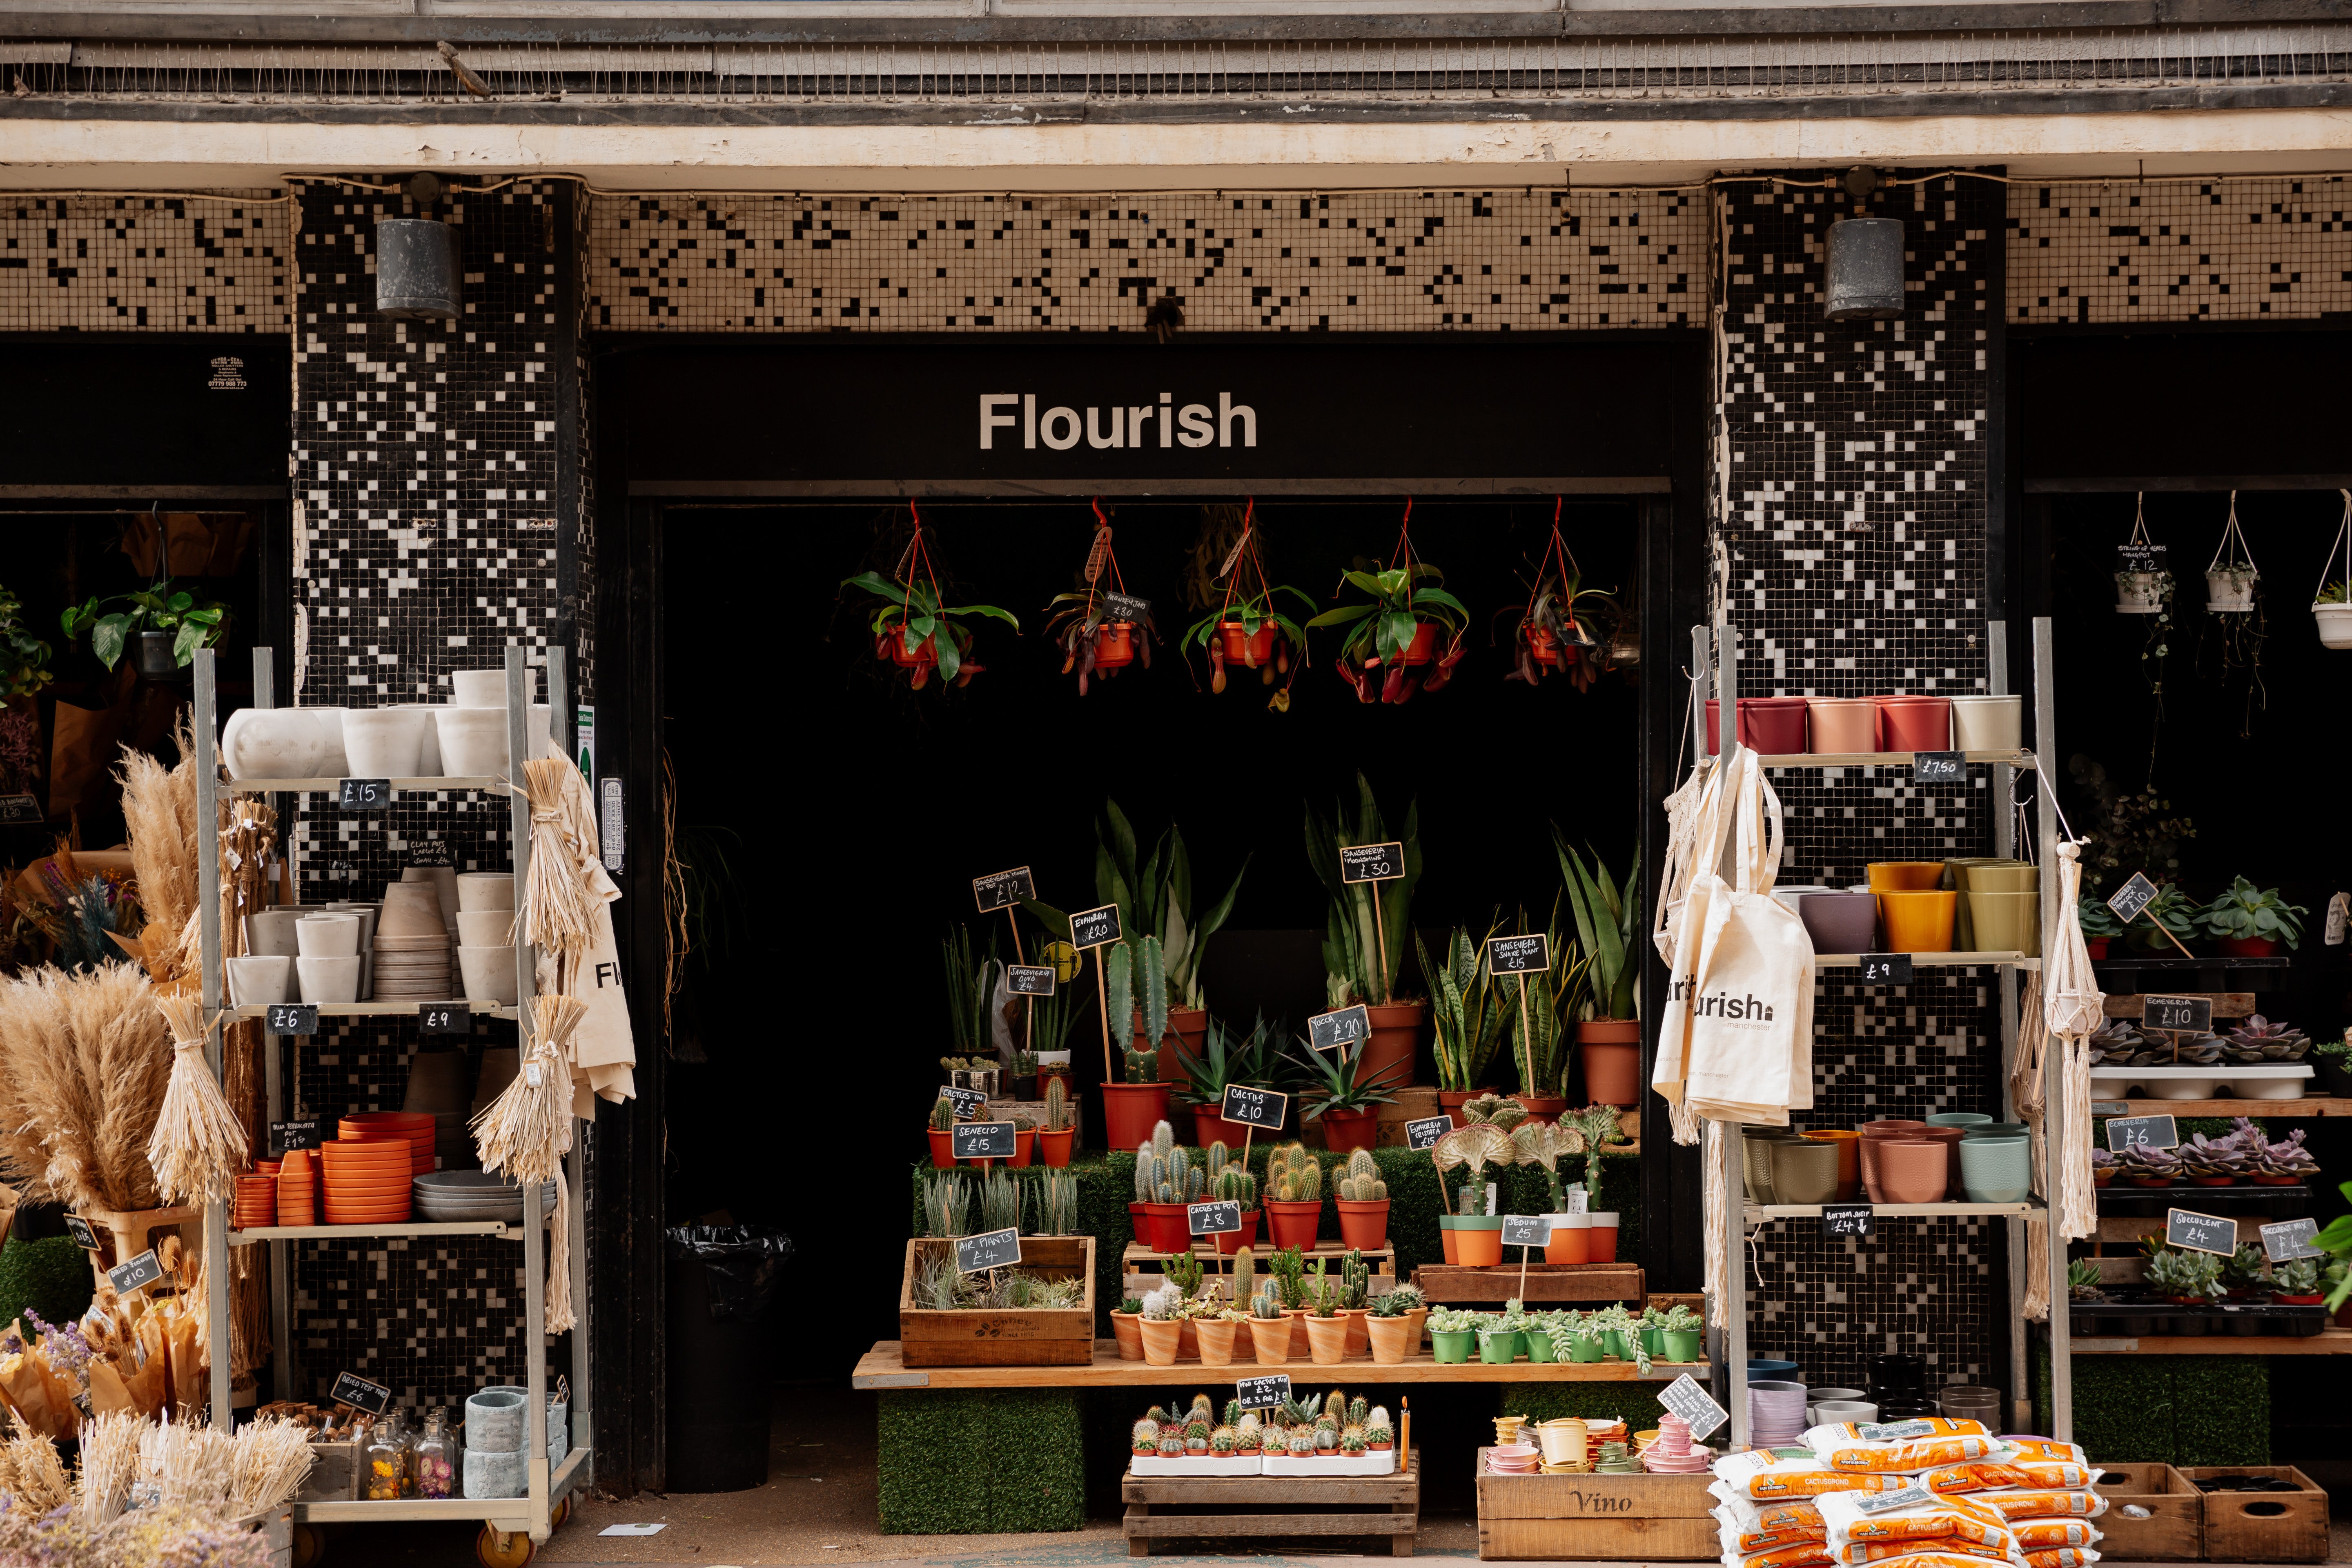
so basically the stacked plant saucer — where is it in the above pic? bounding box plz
[372,882,453,999]
[412,1170,558,1225]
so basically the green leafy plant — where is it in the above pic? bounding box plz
[1305,774,1422,1008]
[1503,902,1594,1098]
[2271,1258,2321,1297]
[1177,1013,1283,1109]
[2128,883,2202,954]
[1555,833,1640,1021]
[2318,581,2350,605]
[1419,923,1508,1092]
[2310,1181,2352,1312]
[1181,585,1316,691]
[2067,754,2196,895]
[1027,800,1249,1012]
[1287,1031,1402,1123]
[943,926,1001,1060]
[841,564,1018,690]
[2076,894,2127,940]
[2196,876,2309,950]
[1306,550,1471,703]
[60,574,229,671]
[0,584,55,700]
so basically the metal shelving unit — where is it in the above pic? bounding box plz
[1690,617,2072,1445]
[193,645,592,1562]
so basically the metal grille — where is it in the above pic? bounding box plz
[12,26,2352,105]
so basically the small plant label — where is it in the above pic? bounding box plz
[2116,541,2168,574]
[338,777,392,810]
[1860,953,1914,983]
[330,1372,394,1416]
[1006,964,1056,997]
[1339,842,1407,884]
[107,1249,165,1296]
[1911,751,1965,782]
[1658,1374,1728,1442]
[0,793,42,825]
[1234,1374,1292,1411]
[1306,1003,1371,1052]
[2166,1208,2237,1256]
[951,1120,1017,1160]
[2261,1218,2323,1263]
[1188,1200,1242,1235]
[1485,933,1553,975]
[271,1119,322,1154]
[64,1214,99,1250]
[971,866,1036,913]
[1820,1203,1876,1238]
[408,840,454,868]
[2104,1114,2180,1153]
[1500,1214,1552,1248]
[1404,1114,1452,1151]
[1102,591,1152,624]
[264,1003,319,1036]
[2142,995,2214,1034]
[2106,872,2161,925]
[940,1085,989,1121]
[419,1004,469,1035]
[1220,1083,1288,1129]
[954,1227,1021,1274]
[1070,903,1123,950]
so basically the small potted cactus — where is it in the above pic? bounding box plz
[1137,1285,1185,1367]
[1262,1143,1326,1250]
[926,1095,959,1169]
[1365,1406,1394,1453]
[1134,1123,1204,1254]
[1206,1159,1261,1254]
[1099,940,1175,1151]
[1249,1285,1294,1365]
[1036,1077,1076,1169]
[1110,1295,1145,1362]
[1333,1149,1391,1251]
[1365,1290,1417,1364]
[1131,1414,1162,1458]
[1234,1412,1263,1459]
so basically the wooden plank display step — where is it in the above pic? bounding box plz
[1124,1241,1395,1272]
[1414,1263,1643,1305]
[1124,1448,1419,1557]
[854,1341,1706,1388]
[1476,1452,1717,1561]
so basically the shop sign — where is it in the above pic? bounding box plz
[330,1372,394,1416]
[1339,843,1406,884]
[2260,1218,2323,1263]
[1188,1200,1241,1236]
[600,778,625,874]
[1404,1115,1451,1151]
[1307,1003,1371,1052]
[2116,541,2167,574]
[972,866,1036,913]
[1658,1374,1728,1441]
[1220,1084,1287,1129]
[1235,1374,1291,1411]
[2165,1208,2236,1256]
[2142,995,2213,1034]
[2104,1114,2178,1153]
[1820,1204,1875,1238]
[954,1227,1021,1274]
[1070,904,1122,950]
[951,1120,1017,1160]
[107,1250,165,1296]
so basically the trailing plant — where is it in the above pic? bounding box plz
[60,572,229,671]
[2196,877,2308,950]
[1178,1013,1284,1110]
[1287,1028,1402,1121]
[2066,754,2196,896]
[1307,508,1471,703]
[1419,922,1508,1092]
[841,521,1019,689]
[1306,773,1423,1008]
[0,583,54,700]
[1554,833,1640,1022]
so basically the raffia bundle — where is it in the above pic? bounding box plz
[0,962,172,1213]
[146,995,249,1206]
[0,1412,73,1512]
[472,992,588,1334]
[519,757,598,984]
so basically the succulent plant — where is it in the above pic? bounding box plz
[2196,876,2308,950]
[2067,1259,2107,1303]
[2087,1019,2153,1067]
[2246,1120,2321,1178]
[1461,1092,1530,1132]
[1132,1418,1162,1453]
[2175,1130,2250,1180]
[2145,1245,2224,1302]
[2169,1031,2227,1068]
[1337,1148,1389,1203]
[1370,1291,1411,1318]
[2222,1015,2310,1062]
[2117,1143,2183,1181]
[2221,1243,2271,1294]
[2273,1258,2322,1296]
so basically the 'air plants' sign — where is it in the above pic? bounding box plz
[1911,751,1964,782]
[1861,953,1913,984]
[1234,1373,1292,1411]
[107,1250,165,1296]
[1221,1084,1287,1129]
[339,777,392,811]
[264,1003,318,1036]
[951,1120,1016,1160]
[2261,1218,2324,1263]
[1484,933,1553,975]
[330,1372,394,1416]
[2142,995,2214,1034]
[1339,842,1407,884]
[2107,872,2161,925]
[1307,1004,1371,1052]
[972,867,1036,913]
[1500,1215,1552,1248]
[940,1085,988,1121]
[1820,1203,1875,1238]
[2166,1208,2237,1256]
[1070,903,1123,950]
[2104,1114,2179,1153]
[954,1227,1021,1274]
[1404,1114,1451,1151]
[420,1004,468,1035]
[1007,965,1056,996]
[1188,1200,1242,1235]
[1658,1374,1728,1442]
[1102,592,1151,624]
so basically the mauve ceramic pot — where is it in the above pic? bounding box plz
[1797,892,1879,954]
[1877,1140,1949,1203]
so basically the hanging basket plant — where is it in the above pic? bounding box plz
[1043,501,1158,695]
[841,508,1019,690]
[1307,499,1468,704]
[1500,498,1615,690]
[1180,499,1314,708]
[2205,492,2260,613]
[2315,491,2352,650]
[2115,496,2174,616]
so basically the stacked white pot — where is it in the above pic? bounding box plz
[455,874,520,1005]
[434,668,553,778]
[218,666,553,785]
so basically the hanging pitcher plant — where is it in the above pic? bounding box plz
[1042,500,1159,695]
[1180,498,1315,709]
[1308,499,1468,704]
[841,507,1019,690]
[1501,498,1616,691]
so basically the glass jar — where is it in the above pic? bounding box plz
[412,1409,457,1500]
[363,1413,408,1501]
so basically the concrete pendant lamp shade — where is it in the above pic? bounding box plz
[1825,217,1905,320]
[377,218,460,319]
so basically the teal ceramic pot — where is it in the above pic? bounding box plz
[1431,1330,1474,1365]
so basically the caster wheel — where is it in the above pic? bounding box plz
[476,1526,536,1568]
[292,1523,328,1568]
[550,1496,572,1530]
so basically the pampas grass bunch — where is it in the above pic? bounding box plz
[0,962,172,1212]
[145,994,248,1205]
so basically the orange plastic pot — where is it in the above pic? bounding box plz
[1035,1128,1074,1168]
[887,629,939,668]
[1101,1082,1172,1152]
[1006,1128,1036,1169]
[1336,1198,1390,1252]
[1137,1202,1192,1253]
[1526,624,1563,666]
[1263,1198,1322,1250]
[1438,1090,1481,1129]
[1193,1107,1255,1149]
[1577,1020,1644,1107]
[1218,621,1279,666]
[1132,1007,1211,1085]
[926,1128,957,1169]
[1318,1105,1379,1153]
[1545,1218,1591,1265]
[1360,1003,1425,1093]
[1586,1213,1620,1263]
[1802,1128,1864,1201]
[1093,621,1137,670]
[1365,621,1439,666]
[1866,861,1948,891]
[1454,1218,1505,1267]
[1440,1224,1460,1264]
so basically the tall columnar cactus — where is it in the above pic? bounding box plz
[1341,1248,1369,1309]
[929,1095,956,1132]
[1140,934,1169,1047]
[1294,1154,1323,1203]
[1207,1141,1229,1185]
[1232,1245,1256,1306]
[1214,1167,1257,1207]
[1105,942,1134,1053]
[1124,1048,1159,1084]
[1152,1120,1176,1165]
[1045,1075,1069,1132]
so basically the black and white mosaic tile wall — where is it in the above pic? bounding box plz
[0,191,291,331]
[1746,1216,2003,1387]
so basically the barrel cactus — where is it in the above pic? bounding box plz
[1132,1418,1161,1454]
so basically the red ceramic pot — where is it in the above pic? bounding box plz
[2217,936,2280,958]
[1704,696,1811,755]
[1263,1198,1323,1250]
[1101,1082,1172,1152]
[1318,1106,1379,1153]
[2248,1174,2301,1187]
[1874,696,1953,753]
[1214,1210,1262,1255]
[1094,621,1137,669]
[1513,1093,1569,1125]
[1035,1128,1074,1168]
[1218,621,1279,666]
[1137,1202,1193,1253]
[1577,1020,1644,1107]
[927,1128,957,1169]
[1359,1003,1425,1093]
[1336,1198,1390,1252]
[1365,621,1439,666]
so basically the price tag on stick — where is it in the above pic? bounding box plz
[938,1085,989,1121]
[1821,1203,1876,1238]
[1659,1374,1729,1442]
[954,1227,1021,1274]
[1235,1374,1291,1412]
[0,793,43,825]
[2166,1208,2237,1257]
[971,867,1036,913]
[2261,1218,2324,1263]
[1501,1215,1552,1248]
[1484,933,1553,975]
[1007,965,1056,997]
[2104,1114,2179,1153]
[107,1250,165,1297]
[1070,904,1122,950]
[64,1214,100,1251]
[951,1120,1017,1160]
[1307,1004,1371,1053]
[2107,873,2161,924]
[330,1372,394,1417]
[1404,1115,1452,1152]
[1189,1200,1242,1236]
[1220,1084,1287,1130]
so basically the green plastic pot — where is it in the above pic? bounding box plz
[1568,1335,1604,1363]
[1523,1332,1559,1363]
[1603,1330,1629,1360]
[1477,1330,1523,1364]
[1663,1329,1703,1362]
[1640,1327,1664,1357]
[1431,1330,1475,1365]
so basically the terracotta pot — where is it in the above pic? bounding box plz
[2093,1168,2116,1187]
[2272,1293,2324,1306]
[2248,1174,2301,1187]
[1705,695,1812,755]
[1193,1107,1255,1149]
[1365,621,1440,667]
[1440,1219,1460,1264]
[1137,1202,1193,1253]
[1214,1211,1262,1255]
[926,1127,957,1169]
[1513,1093,1569,1125]
[1319,1105,1380,1153]
[1303,1314,1352,1365]
[2189,1175,2238,1187]
[1007,1128,1036,1169]
[1336,1198,1390,1252]
[1233,1320,1254,1358]
[1857,1123,1925,1198]
[1361,1003,1425,1092]
[1250,1315,1295,1364]
[1133,1007,1212,1085]
[1263,1198,1323,1250]
[1874,696,1952,753]
[2217,935,2280,958]
[1578,1020,1644,1106]
[1036,1128,1074,1168]
[1545,1213,1591,1265]
[1341,1306,1371,1356]
[1093,621,1137,670]
[1196,1317,1240,1366]
[1439,1089,1482,1129]
[1218,621,1279,667]
[1101,1082,1172,1152]
[1110,1311,1145,1361]
[1876,1140,1949,1203]
[1179,1319,1198,1360]
[1367,1312,1418,1365]
[1138,1317,1183,1367]
[1454,1216,1505,1267]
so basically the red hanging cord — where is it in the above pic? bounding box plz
[894,501,949,647]
[1216,498,1264,622]
[1386,497,1417,573]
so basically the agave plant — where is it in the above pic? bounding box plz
[2067,1258,2107,1303]
[2222,1014,2310,1062]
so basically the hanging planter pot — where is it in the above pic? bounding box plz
[2115,495,2171,615]
[2313,491,2352,648]
[843,510,1019,692]
[1044,502,1158,694]
[1180,501,1312,703]
[2204,493,2260,612]
[1504,498,1615,690]
[1307,497,1469,704]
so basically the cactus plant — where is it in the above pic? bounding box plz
[1338,1148,1389,1203]
[1214,1166,1258,1207]
[1124,1048,1159,1084]
[1132,1418,1162,1453]
[1341,1427,1367,1456]
[1287,1426,1317,1457]
[1165,1249,1204,1298]
[1365,1414,1394,1449]
[1348,1395,1369,1427]
[1232,1245,1256,1307]
[1140,933,1169,1049]
[1269,1244,1308,1309]
[1105,940,1135,1058]
[1462,1091,1529,1131]
[928,1095,956,1132]
[1045,1075,1070,1132]
[1158,1432,1186,1458]
[1252,1285,1283,1320]
[1341,1249,1370,1310]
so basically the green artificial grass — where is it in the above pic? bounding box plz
[2037,1348,2269,1466]
[877,1388,1087,1533]
[0,1234,95,1334]
[1500,1380,1669,1430]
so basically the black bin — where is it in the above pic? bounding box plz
[664,1225,792,1493]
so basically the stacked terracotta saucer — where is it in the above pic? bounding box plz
[321,1138,415,1224]
[276,1149,320,1226]
[234,1173,278,1230]
[341,1111,437,1176]
[372,882,453,1000]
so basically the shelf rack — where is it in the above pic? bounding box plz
[851,1340,1708,1389]
[1691,616,2071,1444]
[192,646,592,1552]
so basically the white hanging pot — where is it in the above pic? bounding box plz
[2315,492,2352,649]
[2115,495,2168,614]
[2204,493,2259,613]
[2315,602,2352,648]
[2116,572,2167,613]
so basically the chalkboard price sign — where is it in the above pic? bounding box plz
[1405,1115,1452,1152]
[64,1214,99,1251]
[1500,1215,1552,1248]
[338,777,392,811]
[2143,995,2214,1034]
[972,866,1036,913]
[1220,1084,1288,1130]
[1307,1004,1372,1051]
[1235,1374,1292,1411]
[951,1120,1018,1160]
[1860,953,1914,984]
[1006,964,1056,997]
[271,1119,323,1154]
[1188,1200,1243,1235]
[1484,933,1553,975]
[0,793,42,825]
[265,1003,319,1036]
[2104,1114,2180,1153]
[1070,903,1123,950]
[330,1372,394,1416]
[2261,1218,2324,1263]
[408,841,454,868]
[2117,542,2169,574]
[940,1085,989,1121]
[1102,592,1152,624]
[1339,842,1407,884]
[1912,751,1966,782]
[1821,1203,1876,1238]
[954,1227,1022,1274]
[2107,872,2161,925]
[107,1249,165,1296]
[1659,1374,1729,1442]
[2166,1207,2238,1257]
[419,1004,469,1035]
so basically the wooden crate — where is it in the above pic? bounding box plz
[897,1236,1095,1368]
[1375,1089,1443,1147]
[2183,1467,2330,1564]
[1123,1448,1418,1557]
[2091,1462,2203,1561]
[1414,1263,1643,1305]
[1476,1452,1715,1561]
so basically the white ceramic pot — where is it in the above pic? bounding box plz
[226,955,294,1006]
[2116,572,2167,613]
[457,945,520,1004]
[312,709,349,777]
[341,708,433,777]
[457,909,514,946]
[295,955,361,1004]
[221,708,338,780]
[452,668,538,709]
[1947,695,2023,752]
[402,865,462,935]
[433,707,506,776]
[2314,602,2352,649]
[244,908,305,958]
[456,872,517,913]
[2206,568,2258,613]
[294,914,361,958]
[394,705,445,774]
[2223,1064,2315,1100]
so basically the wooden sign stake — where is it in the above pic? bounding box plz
[1515,973,1533,1095]
[1372,889,1390,1004]
[1519,1239,1534,1299]
[2126,901,2196,960]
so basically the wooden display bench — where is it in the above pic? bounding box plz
[1124,1448,1419,1556]
[1475,1450,1715,1561]
[853,1341,1704,1388]
[1123,1241,1394,1272]
[1413,1262,1642,1305]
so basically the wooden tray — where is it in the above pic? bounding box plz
[1413,1263,1643,1304]
[1124,1446,1418,1557]
[2092,1462,2203,1562]
[2183,1466,2329,1564]
[897,1236,1095,1368]
[1475,1451,1715,1561]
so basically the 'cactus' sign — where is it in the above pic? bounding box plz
[1221,1083,1288,1129]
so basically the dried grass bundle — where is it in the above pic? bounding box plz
[0,962,172,1212]
[228,1417,314,1515]
[76,1409,143,1528]
[0,1417,72,1512]
[145,995,248,1205]
[520,757,598,978]
[116,714,203,984]
[472,992,586,1334]
[141,1411,235,1510]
